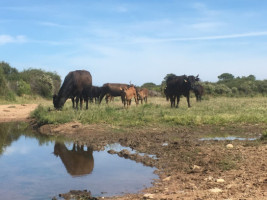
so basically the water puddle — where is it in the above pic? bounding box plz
[199,136,258,141]
[0,122,158,200]
[105,143,157,159]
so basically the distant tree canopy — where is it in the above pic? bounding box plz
[141,82,161,93]
[140,72,266,98]
[0,62,19,81]
[217,73,234,81]
[0,61,61,100]
[204,73,266,96]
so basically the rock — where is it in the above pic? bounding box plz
[204,176,213,181]
[193,165,201,169]
[193,165,201,172]
[163,176,171,181]
[226,144,234,149]
[107,150,116,154]
[143,193,154,199]
[118,149,131,158]
[209,188,223,193]
[216,178,225,183]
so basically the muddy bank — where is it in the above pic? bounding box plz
[38,122,267,200]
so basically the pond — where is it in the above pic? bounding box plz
[0,122,158,200]
[199,136,258,141]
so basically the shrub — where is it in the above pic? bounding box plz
[5,90,16,101]
[260,130,267,140]
[20,69,60,98]
[214,84,232,96]
[17,80,31,96]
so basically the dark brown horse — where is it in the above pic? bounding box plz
[53,70,92,109]
[99,83,129,104]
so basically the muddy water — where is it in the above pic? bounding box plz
[0,122,157,200]
[199,136,258,141]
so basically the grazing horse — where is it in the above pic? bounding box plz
[53,70,92,109]
[105,93,114,104]
[137,88,149,104]
[120,86,138,108]
[99,83,129,104]
[193,84,204,102]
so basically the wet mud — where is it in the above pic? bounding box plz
[38,122,267,200]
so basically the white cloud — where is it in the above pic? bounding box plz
[115,5,128,13]
[189,22,225,31]
[4,145,31,156]
[38,21,66,28]
[130,31,267,43]
[192,2,220,16]
[0,34,27,45]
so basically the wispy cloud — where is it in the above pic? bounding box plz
[189,22,225,31]
[132,31,267,43]
[115,5,128,13]
[192,2,220,16]
[0,35,27,45]
[38,21,66,28]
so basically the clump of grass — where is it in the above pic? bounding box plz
[31,104,76,125]
[260,130,267,140]
[218,158,237,171]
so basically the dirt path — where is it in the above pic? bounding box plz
[0,104,38,122]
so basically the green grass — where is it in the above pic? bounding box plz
[218,156,239,171]
[260,129,267,140]
[31,97,267,127]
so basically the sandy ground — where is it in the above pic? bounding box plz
[0,104,38,122]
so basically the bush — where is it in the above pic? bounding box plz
[5,90,16,101]
[214,84,232,96]
[0,68,8,95]
[20,69,60,98]
[260,130,267,140]
[202,82,216,95]
[231,87,238,95]
[17,80,31,96]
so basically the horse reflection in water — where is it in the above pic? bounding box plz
[54,142,94,177]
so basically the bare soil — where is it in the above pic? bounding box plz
[0,104,38,122]
[1,104,266,200]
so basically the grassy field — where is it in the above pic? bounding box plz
[32,96,267,127]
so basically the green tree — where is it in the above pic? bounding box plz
[0,61,19,81]
[218,73,234,82]
[0,68,8,96]
[141,82,161,93]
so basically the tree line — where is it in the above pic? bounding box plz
[202,73,267,97]
[1,61,266,101]
[0,61,61,100]
[145,72,267,97]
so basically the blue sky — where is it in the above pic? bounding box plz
[0,0,267,86]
